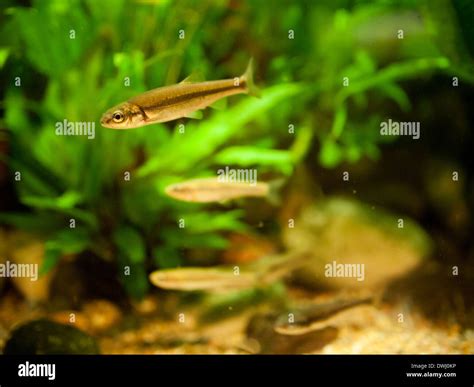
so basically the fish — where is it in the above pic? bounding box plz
[244,295,372,353]
[149,252,310,292]
[273,296,373,335]
[245,313,339,354]
[100,59,260,129]
[164,177,284,203]
[149,267,256,291]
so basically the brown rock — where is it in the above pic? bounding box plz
[283,198,433,290]
[7,231,54,303]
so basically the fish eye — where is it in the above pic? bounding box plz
[112,111,124,123]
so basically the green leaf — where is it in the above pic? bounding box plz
[337,57,450,103]
[289,125,314,164]
[0,48,10,69]
[177,211,246,234]
[0,212,61,233]
[377,82,411,111]
[113,225,146,264]
[18,194,98,229]
[5,90,31,132]
[214,146,293,173]
[39,228,91,274]
[45,228,91,255]
[114,225,149,298]
[39,247,61,275]
[13,5,93,77]
[346,145,362,163]
[153,246,183,269]
[330,104,347,139]
[7,158,60,197]
[21,191,83,210]
[162,231,229,250]
[319,139,343,168]
[118,260,149,300]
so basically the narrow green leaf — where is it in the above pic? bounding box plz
[214,146,293,169]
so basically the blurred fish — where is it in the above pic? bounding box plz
[274,296,373,335]
[244,296,372,353]
[164,177,283,203]
[149,252,310,291]
[101,59,259,129]
[245,313,339,354]
[150,267,256,291]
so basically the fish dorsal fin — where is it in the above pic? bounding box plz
[179,71,205,84]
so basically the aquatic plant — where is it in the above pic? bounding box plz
[1,0,473,300]
[0,0,304,298]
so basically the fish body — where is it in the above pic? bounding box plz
[101,59,259,129]
[245,313,338,354]
[149,267,256,291]
[274,297,373,335]
[149,252,309,292]
[165,178,271,203]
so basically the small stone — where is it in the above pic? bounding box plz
[82,299,122,334]
[132,295,159,316]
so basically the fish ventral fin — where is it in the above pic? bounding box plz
[241,58,261,98]
[209,98,228,110]
[184,110,203,120]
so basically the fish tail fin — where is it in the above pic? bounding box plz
[241,58,261,98]
[267,177,286,206]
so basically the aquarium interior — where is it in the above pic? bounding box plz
[0,0,473,354]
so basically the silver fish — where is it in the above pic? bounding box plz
[101,59,259,129]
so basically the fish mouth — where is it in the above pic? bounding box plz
[164,184,178,197]
[100,114,118,129]
[100,122,111,128]
[164,184,176,192]
[99,115,111,128]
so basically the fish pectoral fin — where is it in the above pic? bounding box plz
[184,110,203,120]
[209,98,228,110]
[180,71,205,84]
